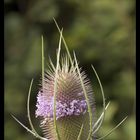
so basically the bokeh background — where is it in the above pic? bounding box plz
[4,0,135,140]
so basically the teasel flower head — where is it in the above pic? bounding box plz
[12,19,127,140]
[35,53,95,140]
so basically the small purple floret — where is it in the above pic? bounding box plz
[36,91,87,120]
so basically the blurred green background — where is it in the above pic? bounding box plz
[4,0,135,140]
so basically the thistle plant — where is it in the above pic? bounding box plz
[12,19,127,140]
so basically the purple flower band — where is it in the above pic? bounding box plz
[36,91,87,120]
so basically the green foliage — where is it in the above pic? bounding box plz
[5,0,135,140]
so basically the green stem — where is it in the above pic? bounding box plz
[53,18,74,67]
[41,36,45,91]
[96,117,127,140]
[77,124,84,140]
[74,52,93,140]
[91,65,106,135]
[11,114,47,140]
[53,30,63,140]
